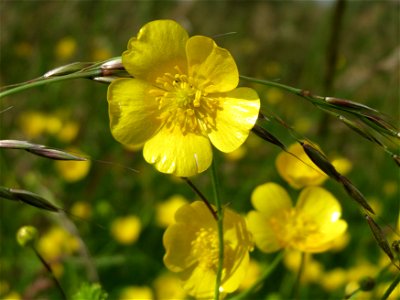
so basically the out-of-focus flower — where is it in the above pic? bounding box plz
[155,195,188,228]
[238,259,262,290]
[55,37,77,60]
[57,121,80,143]
[37,226,79,277]
[163,201,253,298]
[276,143,351,189]
[110,215,142,245]
[264,87,283,105]
[283,251,324,283]
[247,182,347,253]
[224,145,247,161]
[2,291,21,300]
[119,286,153,300]
[55,148,90,182]
[18,111,48,139]
[71,201,92,219]
[107,19,260,177]
[153,272,186,299]
[320,268,347,291]
[14,41,33,58]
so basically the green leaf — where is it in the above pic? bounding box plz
[72,283,108,300]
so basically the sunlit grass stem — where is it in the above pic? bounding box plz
[230,251,284,300]
[381,271,400,300]
[291,252,306,300]
[211,157,224,300]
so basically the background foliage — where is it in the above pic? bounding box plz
[0,1,398,299]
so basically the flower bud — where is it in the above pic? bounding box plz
[16,226,38,247]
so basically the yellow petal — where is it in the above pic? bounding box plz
[276,143,327,189]
[251,182,292,217]
[163,223,199,272]
[246,211,282,253]
[107,78,162,146]
[123,20,188,84]
[174,200,215,228]
[143,126,212,177]
[296,186,343,227]
[186,36,238,93]
[208,87,260,153]
[180,264,216,299]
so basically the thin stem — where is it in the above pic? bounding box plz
[182,177,217,220]
[291,252,306,300]
[0,69,101,99]
[211,158,224,300]
[32,247,67,300]
[230,251,284,300]
[381,271,400,300]
[240,75,302,95]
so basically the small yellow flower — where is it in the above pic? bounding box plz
[18,111,48,139]
[119,286,153,300]
[108,20,260,177]
[110,215,142,245]
[163,201,253,298]
[55,37,77,60]
[276,143,350,189]
[71,201,92,219]
[283,251,323,283]
[247,182,347,253]
[155,194,188,228]
[55,148,91,182]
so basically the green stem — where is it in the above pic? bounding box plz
[32,247,67,300]
[240,75,303,95]
[291,252,306,300]
[211,158,224,300]
[230,251,284,300]
[381,271,400,300]
[0,69,101,99]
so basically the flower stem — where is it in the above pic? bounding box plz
[230,251,284,300]
[291,252,306,300]
[381,271,400,300]
[211,158,224,300]
[32,247,67,300]
[0,69,101,99]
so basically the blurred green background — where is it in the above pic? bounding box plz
[0,1,399,299]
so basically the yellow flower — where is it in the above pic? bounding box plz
[119,286,153,300]
[247,182,347,253]
[163,201,253,298]
[18,111,48,139]
[55,148,91,182]
[283,251,323,283]
[153,272,186,299]
[155,194,188,228]
[276,143,351,189]
[110,215,142,245]
[55,37,77,60]
[107,20,260,177]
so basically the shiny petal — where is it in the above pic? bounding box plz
[123,20,188,84]
[208,88,260,153]
[180,264,216,299]
[247,211,282,253]
[163,223,198,272]
[143,126,212,177]
[107,78,162,145]
[107,79,160,145]
[295,187,343,228]
[187,36,238,93]
[251,182,292,217]
[174,201,216,229]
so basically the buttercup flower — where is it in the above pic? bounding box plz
[247,182,347,253]
[107,19,260,177]
[163,201,253,298]
[276,143,352,189]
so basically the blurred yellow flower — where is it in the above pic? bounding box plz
[320,268,347,291]
[119,286,153,300]
[107,19,260,177]
[224,145,247,161]
[247,182,347,253]
[111,215,142,245]
[2,291,21,300]
[276,143,351,189]
[153,272,186,299]
[238,259,261,290]
[155,194,188,227]
[163,201,253,298]
[37,226,79,277]
[264,87,283,105]
[55,148,90,182]
[55,37,77,60]
[14,41,33,58]
[283,251,323,283]
[57,121,80,143]
[71,201,92,219]
[18,111,48,139]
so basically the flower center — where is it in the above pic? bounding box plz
[150,67,220,135]
[191,227,219,270]
[270,209,319,248]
